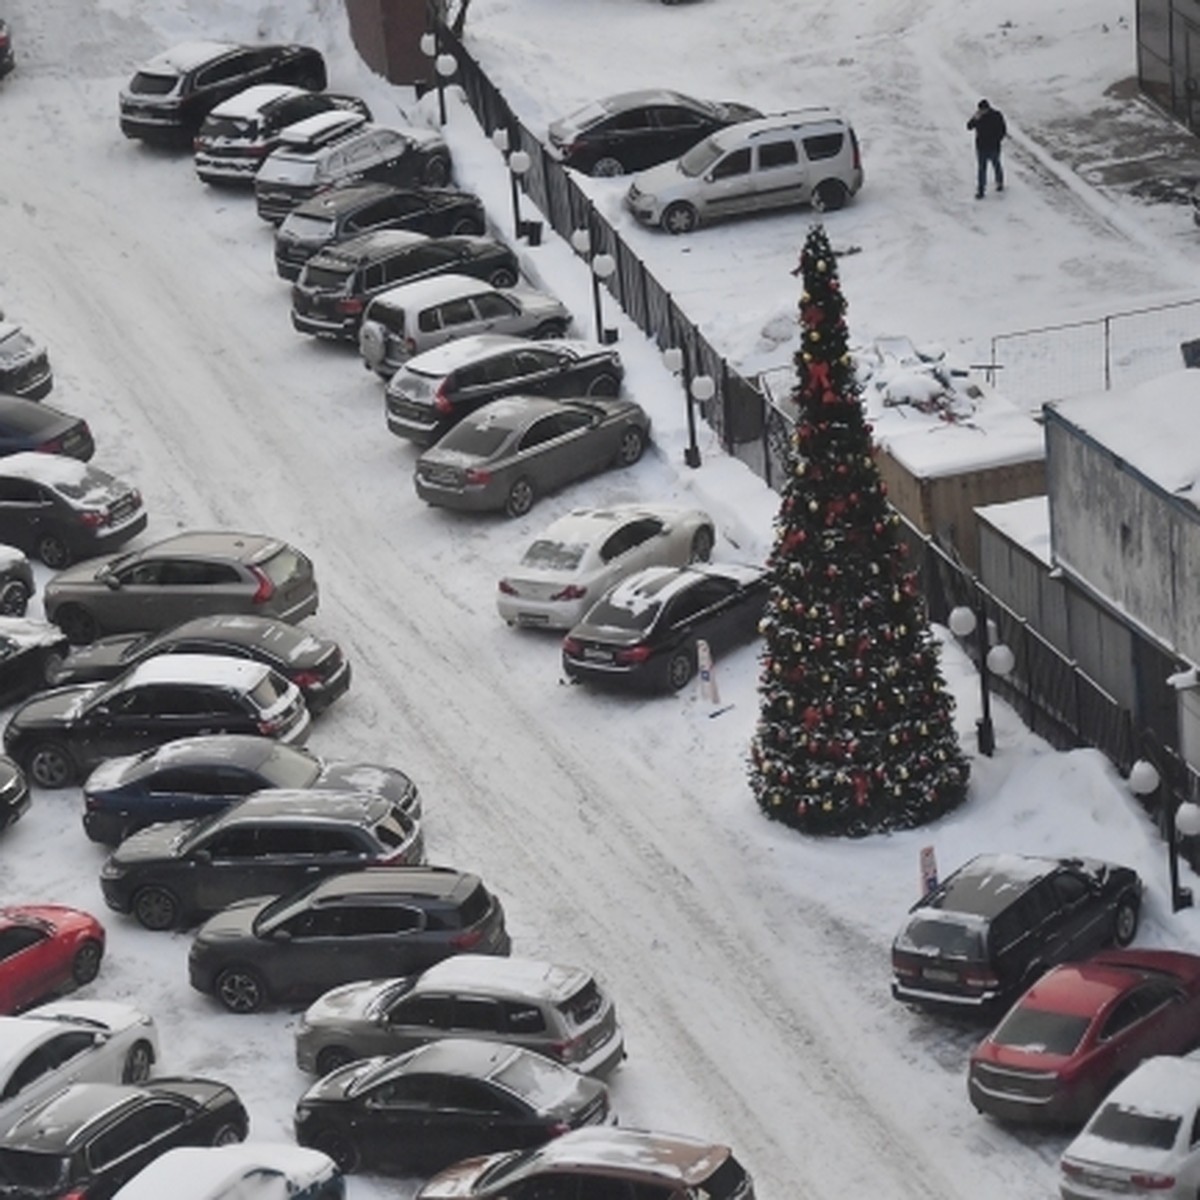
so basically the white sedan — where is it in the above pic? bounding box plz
[0,999,158,1130]
[497,504,715,630]
[1059,1054,1200,1199]
[111,1143,341,1200]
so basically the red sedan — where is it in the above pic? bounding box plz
[0,904,105,1014]
[968,948,1200,1128]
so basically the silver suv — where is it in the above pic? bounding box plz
[295,953,625,1078]
[626,106,863,232]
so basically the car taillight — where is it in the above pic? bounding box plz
[851,128,862,171]
[562,637,582,656]
[289,670,322,688]
[249,565,275,605]
[549,1033,584,1062]
[464,468,491,486]
[193,137,205,152]
[77,509,109,528]
[891,959,920,980]
[58,1190,89,1200]
[962,968,998,990]
[336,297,364,315]
[404,337,418,356]
[38,437,64,454]
[450,928,484,950]
[551,585,587,602]
[547,1121,571,1138]
[433,386,454,415]
[257,716,283,737]
[614,644,653,665]
[1129,1173,1176,1190]
[498,580,517,595]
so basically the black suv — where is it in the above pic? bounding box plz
[119,41,326,145]
[292,231,519,340]
[890,853,1143,1017]
[0,319,53,401]
[0,1078,248,1200]
[274,182,486,280]
[99,789,425,931]
[188,866,511,1014]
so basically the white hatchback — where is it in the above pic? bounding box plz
[0,999,158,1131]
[497,504,714,630]
[1059,1054,1200,1199]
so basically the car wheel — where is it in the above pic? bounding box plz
[665,647,695,692]
[41,649,66,687]
[1113,892,1140,946]
[504,477,536,519]
[614,426,646,467]
[689,525,715,563]
[122,1040,154,1084]
[215,965,267,1014]
[450,215,485,235]
[0,579,30,617]
[54,604,98,645]
[591,156,625,178]
[586,372,621,398]
[662,202,698,234]
[133,885,181,932]
[532,320,566,340]
[423,156,451,187]
[488,266,518,288]
[28,741,76,789]
[812,179,850,212]
[34,533,70,569]
[71,939,103,986]
[313,1128,361,1175]
[210,1121,245,1147]
[316,1045,356,1077]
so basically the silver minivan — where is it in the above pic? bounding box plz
[357,274,572,379]
[626,106,863,232]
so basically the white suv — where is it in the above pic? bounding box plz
[625,106,863,232]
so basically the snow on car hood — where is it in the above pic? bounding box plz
[0,618,62,651]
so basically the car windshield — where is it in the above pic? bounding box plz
[281,213,337,238]
[581,597,660,632]
[438,422,513,459]
[301,263,354,290]
[260,545,307,587]
[0,328,36,358]
[990,1006,1091,1055]
[493,1052,576,1107]
[49,465,119,504]
[897,916,984,960]
[253,876,326,933]
[1088,1103,1181,1150]
[0,1148,70,1191]
[201,115,255,139]
[249,673,291,710]
[520,540,587,571]
[119,632,159,662]
[262,156,319,185]
[679,136,725,177]
[129,71,178,96]
[258,743,323,788]
[472,1149,537,1191]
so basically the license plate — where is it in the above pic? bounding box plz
[923,968,958,983]
[517,613,548,627]
[583,647,612,662]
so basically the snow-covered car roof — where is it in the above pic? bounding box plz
[0,999,147,1060]
[111,1142,336,1200]
[134,41,237,77]
[121,653,275,692]
[0,617,65,653]
[275,108,366,150]
[206,83,304,121]
[415,954,590,1002]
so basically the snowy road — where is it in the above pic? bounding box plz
[0,1,1191,1197]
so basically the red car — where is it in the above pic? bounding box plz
[968,949,1200,1128]
[0,904,105,1014]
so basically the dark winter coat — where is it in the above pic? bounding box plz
[967,106,1006,153]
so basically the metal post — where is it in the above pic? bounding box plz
[684,387,701,469]
[1167,785,1195,912]
[590,272,604,345]
[509,169,521,240]
[975,604,995,757]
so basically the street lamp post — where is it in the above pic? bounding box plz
[507,149,531,240]
[686,375,713,469]
[570,229,615,343]
[947,604,1014,757]
[418,32,455,126]
[1130,759,1200,912]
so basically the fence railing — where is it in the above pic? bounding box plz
[439,19,1198,818]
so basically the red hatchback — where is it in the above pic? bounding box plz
[968,949,1200,1128]
[0,904,105,1014]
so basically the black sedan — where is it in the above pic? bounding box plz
[0,395,93,461]
[0,757,30,834]
[81,733,421,845]
[547,88,761,176]
[562,562,769,692]
[48,613,350,715]
[3,654,310,790]
[274,182,486,280]
[0,1078,247,1199]
[293,1039,611,1176]
[0,617,70,708]
[0,452,146,568]
[386,335,624,448]
[0,320,53,401]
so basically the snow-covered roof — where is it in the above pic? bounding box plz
[207,83,303,119]
[525,1126,728,1179]
[403,333,533,374]
[123,654,272,690]
[110,1143,334,1200]
[0,450,90,487]
[418,954,588,1001]
[1049,368,1200,504]
[0,618,65,652]
[373,272,491,312]
[136,41,236,76]
[975,494,1052,566]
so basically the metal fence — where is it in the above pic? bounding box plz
[987,298,1200,406]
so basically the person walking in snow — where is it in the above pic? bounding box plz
[967,99,1006,199]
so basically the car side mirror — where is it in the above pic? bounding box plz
[104,574,122,590]
[273,929,292,942]
[192,849,212,864]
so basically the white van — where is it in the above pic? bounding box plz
[625,107,863,232]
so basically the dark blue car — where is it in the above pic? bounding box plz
[0,395,93,460]
[80,733,420,846]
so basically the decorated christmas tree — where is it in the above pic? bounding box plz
[748,225,970,836]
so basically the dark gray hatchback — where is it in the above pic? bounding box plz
[189,866,511,1014]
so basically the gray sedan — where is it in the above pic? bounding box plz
[413,395,651,517]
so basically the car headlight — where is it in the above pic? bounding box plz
[99,861,124,879]
[294,1106,314,1125]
